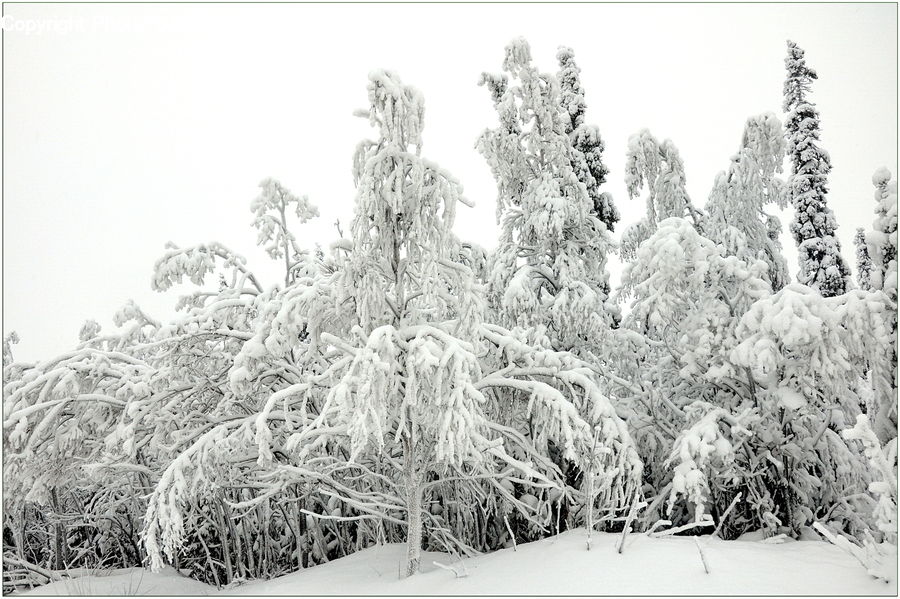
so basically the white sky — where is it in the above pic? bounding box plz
[3,3,897,363]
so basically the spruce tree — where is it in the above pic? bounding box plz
[556,46,619,232]
[783,40,850,297]
[855,227,873,291]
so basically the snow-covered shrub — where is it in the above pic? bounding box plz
[726,285,893,536]
[619,216,893,539]
[814,415,897,583]
[666,403,754,522]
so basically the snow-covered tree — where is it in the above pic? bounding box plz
[478,38,619,353]
[3,318,160,573]
[783,40,850,297]
[621,130,703,261]
[617,217,773,527]
[855,228,873,291]
[141,69,641,581]
[556,46,619,232]
[705,114,791,291]
[5,34,894,593]
[729,285,894,533]
[618,211,892,538]
[859,168,898,442]
[865,168,898,299]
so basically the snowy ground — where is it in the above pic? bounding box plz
[18,529,896,596]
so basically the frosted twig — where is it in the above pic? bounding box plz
[504,515,517,551]
[555,497,561,538]
[693,537,710,574]
[812,522,868,570]
[712,493,742,539]
[810,409,833,448]
[649,517,714,538]
[617,489,645,554]
[646,519,672,536]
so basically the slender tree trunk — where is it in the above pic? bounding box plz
[279,200,292,288]
[49,488,65,571]
[214,500,233,584]
[586,470,594,550]
[218,494,246,579]
[402,436,423,578]
[17,505,27,560]
[295,488,308,569]
[403,482,423,577]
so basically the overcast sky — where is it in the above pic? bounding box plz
[3,3,897,363]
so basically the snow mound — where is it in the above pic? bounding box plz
[18,566,213,596]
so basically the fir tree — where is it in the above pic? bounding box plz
[783,40,850,297]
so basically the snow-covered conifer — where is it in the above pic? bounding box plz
[783,40,850,297]
[860,168,898,442]
[556,46,618,231]
[855,228,874,291]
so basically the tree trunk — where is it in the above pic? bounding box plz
[403,478,423,578]
[49,488,65,571]
[402,436,423,579]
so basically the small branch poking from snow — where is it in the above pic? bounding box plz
[432,561,468,579]
[646,519,672,536]
[555,501,561,540]
[694,538,710,574]
[649,517,715,538]
[504,516,517,552]
[712,493,742,539]
[812,522,869,570]
[617,489,646,554]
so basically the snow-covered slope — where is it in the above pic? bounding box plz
[19,529,896,596]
